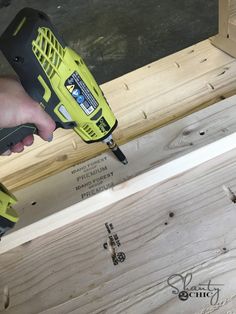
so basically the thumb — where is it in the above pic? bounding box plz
[29,104,56,141]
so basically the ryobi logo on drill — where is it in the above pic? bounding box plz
[65,71,98,116]
[96,117,110,133]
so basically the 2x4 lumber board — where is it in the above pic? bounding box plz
[1,147,236,313]
[1,39,236,191]
[217,0,236,37]
[2,95,236,253]
[219,0,231,37]
[211,0,236,57]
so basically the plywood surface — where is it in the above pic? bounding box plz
[1,39,236,191]
[1,147,236,313]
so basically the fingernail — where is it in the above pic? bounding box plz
[1,150,11,156]
[47,134,53,142]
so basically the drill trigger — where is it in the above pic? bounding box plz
[55,121,77,129]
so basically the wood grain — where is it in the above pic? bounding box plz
[1,148,236,313]
[2,95,236,253]
[1,39,236,191]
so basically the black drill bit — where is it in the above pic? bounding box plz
[106,138,128,165]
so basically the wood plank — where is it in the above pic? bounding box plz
[1,39,236,191]
[1,146,236,313]
[211,33,236,57]
[229,0,236,19]
[228,19,236,39]
[2,95,236,254]
[227,0,236,41]
[211,0,236,57]
[219,0,230,37]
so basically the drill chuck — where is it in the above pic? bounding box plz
[103,136,128,165]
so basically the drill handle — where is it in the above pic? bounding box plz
[0,8,75,154]
[0,125,36,154]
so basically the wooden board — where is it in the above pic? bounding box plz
[1,39,236,191]
[218,0,230,37]
[211,0,236,57]
[2,95,236,254]
[1,144,236,313]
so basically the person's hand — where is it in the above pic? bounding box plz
[0,76,55,156]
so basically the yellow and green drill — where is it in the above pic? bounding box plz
[0,8,127,237]
[0,184,18,238]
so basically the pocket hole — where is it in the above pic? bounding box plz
[223,185,236,203]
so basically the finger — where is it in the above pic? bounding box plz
[22,134,34,147]
[1,150,11,156]
[11,142,24,153]
[29,104,56,141]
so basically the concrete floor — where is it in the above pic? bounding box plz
[0,0,218,83]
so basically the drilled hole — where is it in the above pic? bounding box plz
[199,131,205,136]
[31,201,37,206]
[169,212,174,218]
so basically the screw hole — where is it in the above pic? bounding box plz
[31,201,37,206]
[164,222,168,225]
[199,131,205,136]
[169,212,174,218]
[222,247,228,254]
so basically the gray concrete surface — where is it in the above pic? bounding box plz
[0,0,218,83]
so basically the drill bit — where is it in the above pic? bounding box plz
[104,136,128,165]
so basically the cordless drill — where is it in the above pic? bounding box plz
[0,7,127,164]
[0,7,128,238]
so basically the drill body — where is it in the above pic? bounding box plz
[0,184,18,238]
[0,8,118,153]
